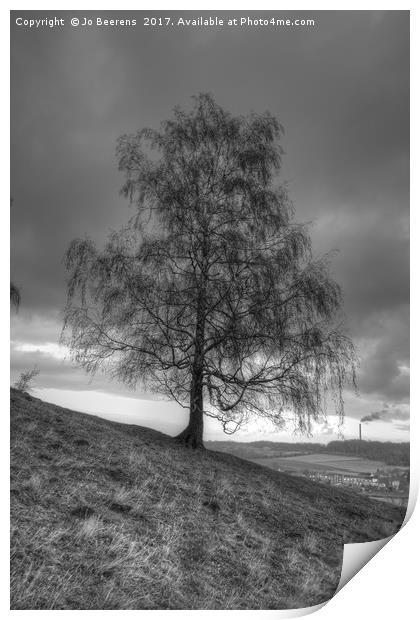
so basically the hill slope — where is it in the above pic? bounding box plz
[10,389,405,610]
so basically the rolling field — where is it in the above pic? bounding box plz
[249,453,407,475]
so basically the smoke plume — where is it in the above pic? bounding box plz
[361,404,409,424]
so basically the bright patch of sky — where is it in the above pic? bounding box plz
[12,341,68,360]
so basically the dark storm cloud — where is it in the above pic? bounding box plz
[10,11,409,411]
[355,306,409,403]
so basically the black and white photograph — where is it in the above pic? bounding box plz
[10,8,410,611]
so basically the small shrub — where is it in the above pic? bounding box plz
[14,366,40,393]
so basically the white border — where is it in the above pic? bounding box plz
[3,3,417,619]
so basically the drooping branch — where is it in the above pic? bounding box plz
[10,283,21,311]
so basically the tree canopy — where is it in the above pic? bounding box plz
[63,93,357,448]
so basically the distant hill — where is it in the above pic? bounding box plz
[207,439,410,467]
[11,389,405,610]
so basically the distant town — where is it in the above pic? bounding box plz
[208,439,410,508]
[285,467,409,507]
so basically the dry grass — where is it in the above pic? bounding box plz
[10,388,405,610]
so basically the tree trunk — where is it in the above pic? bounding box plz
[175,371,204,448]
[176,245,208,449]
[176,287,206,448]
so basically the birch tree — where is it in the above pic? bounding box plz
[63,94,356,448]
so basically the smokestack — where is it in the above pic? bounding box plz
[359,423,362,441]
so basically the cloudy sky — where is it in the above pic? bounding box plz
[10,10,409,442]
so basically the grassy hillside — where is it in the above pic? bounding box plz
[10,389,405,610]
